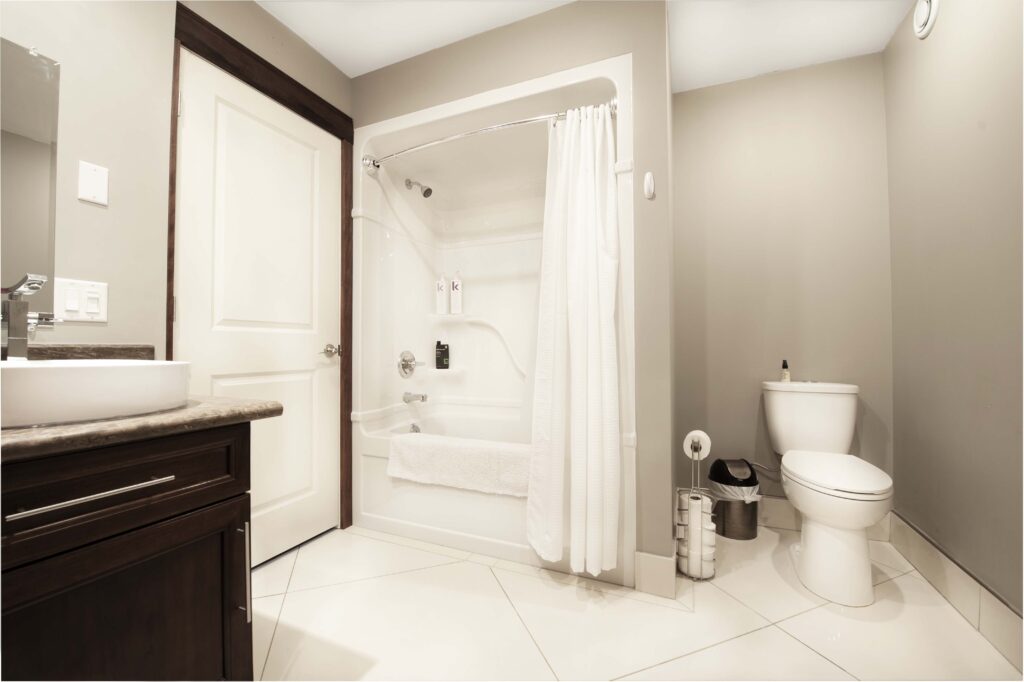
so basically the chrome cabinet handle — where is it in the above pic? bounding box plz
[238,521,252,623]
[322,343,342,358]
[4,475,176,522]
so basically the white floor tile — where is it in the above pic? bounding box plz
[711,528,913,622]
[494,558,687,611]
[253,549,297,598]
[710,529,827,622]
[494,565,767,680]
[621,626,854,680]
[262,561,554,680]
[778,572,1021,680]
[345,525,471,560]
[288,529,458,592]
[253,594,284,680]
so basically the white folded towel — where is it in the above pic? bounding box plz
[387,433,530,498]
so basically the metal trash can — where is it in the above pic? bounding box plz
[708,458,759,540]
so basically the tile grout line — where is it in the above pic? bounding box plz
[488,566,561,681]
[702,577,783,623]
[774,622,861,681]
[344,526,470,562]
[258,550,299,681]
[494,565,693,615]
[285,557,465,595]
[609,622,777,681]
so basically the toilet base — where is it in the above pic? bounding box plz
[791,518,874,607]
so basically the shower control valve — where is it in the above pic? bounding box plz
[397,350,424,378]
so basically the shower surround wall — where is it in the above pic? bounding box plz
[352,58,638,585]
[352,2,675,586]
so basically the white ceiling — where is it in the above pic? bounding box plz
[668,0,914,93]
[258,1,915,94]
[257,0,571,78]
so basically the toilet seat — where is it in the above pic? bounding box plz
[782,450,893,501]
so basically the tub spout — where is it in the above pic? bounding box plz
[403,392,428,404]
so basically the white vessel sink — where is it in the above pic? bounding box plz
[1,359,191,428]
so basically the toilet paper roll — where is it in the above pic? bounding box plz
[682,430,711,461]
[679,493,713,512]
[675,509,714,526]
[678,555,715,579]
[686,497,704,577]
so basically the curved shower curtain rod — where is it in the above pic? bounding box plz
[362,98,618,171]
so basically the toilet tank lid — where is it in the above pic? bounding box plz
[762,381,858,394]
[783,451,893,494]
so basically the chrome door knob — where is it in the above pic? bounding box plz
[322,343,341,358]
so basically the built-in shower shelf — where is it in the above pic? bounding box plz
[425,314,526,380]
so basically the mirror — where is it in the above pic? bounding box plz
[1,38,59,312]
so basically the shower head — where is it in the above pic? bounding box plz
[405,178,432,198]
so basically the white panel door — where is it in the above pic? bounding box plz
[175,49,341,565]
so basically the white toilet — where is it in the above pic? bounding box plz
[762,380,893,607]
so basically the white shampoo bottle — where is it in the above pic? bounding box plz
[435,275,448,315]
[450,272,463,315]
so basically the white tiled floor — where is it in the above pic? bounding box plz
[253,526,1022,681]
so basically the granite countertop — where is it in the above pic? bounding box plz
[1,395,283,463]
[26,344,156,361]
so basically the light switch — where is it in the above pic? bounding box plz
[54,278,108,322]
[64,288,80,312]
[78,161,109,206]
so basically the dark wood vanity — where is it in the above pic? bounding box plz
[0,397,282,681]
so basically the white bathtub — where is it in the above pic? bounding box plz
[386,413,529,443]
[353,403,553,565]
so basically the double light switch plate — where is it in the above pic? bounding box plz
[54,278,108,323]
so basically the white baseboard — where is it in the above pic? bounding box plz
[757,495,891,541]
[635,551,677,598]
[891,514,1022,671]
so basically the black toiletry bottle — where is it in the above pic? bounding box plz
[435,341,450,369]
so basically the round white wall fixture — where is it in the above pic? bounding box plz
[913,0,939,39]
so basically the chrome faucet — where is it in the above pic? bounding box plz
[402,392,428,404]
[2,274,57,360]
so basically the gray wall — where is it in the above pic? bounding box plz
[0,1,353,357]
[0,1,177,353]
[353,0,677,558]
[672,55,895,495]
[884,0,1023,612]
[1,131,56,313]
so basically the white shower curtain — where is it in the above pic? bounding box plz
[527,103,621,577]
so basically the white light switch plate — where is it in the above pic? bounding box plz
[78,161,109,206]
[55,278,108,322]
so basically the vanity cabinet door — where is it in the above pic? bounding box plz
[1,495,253,681]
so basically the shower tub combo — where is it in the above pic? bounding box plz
[352,55,638,585]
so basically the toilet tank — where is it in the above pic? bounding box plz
[762,381,858,455]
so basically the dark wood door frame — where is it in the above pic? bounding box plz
[167,2,354,527]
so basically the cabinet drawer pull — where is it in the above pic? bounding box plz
[4,475,177,522]
[238,521,252,623]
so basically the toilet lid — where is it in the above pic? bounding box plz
[782,450,893,495]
